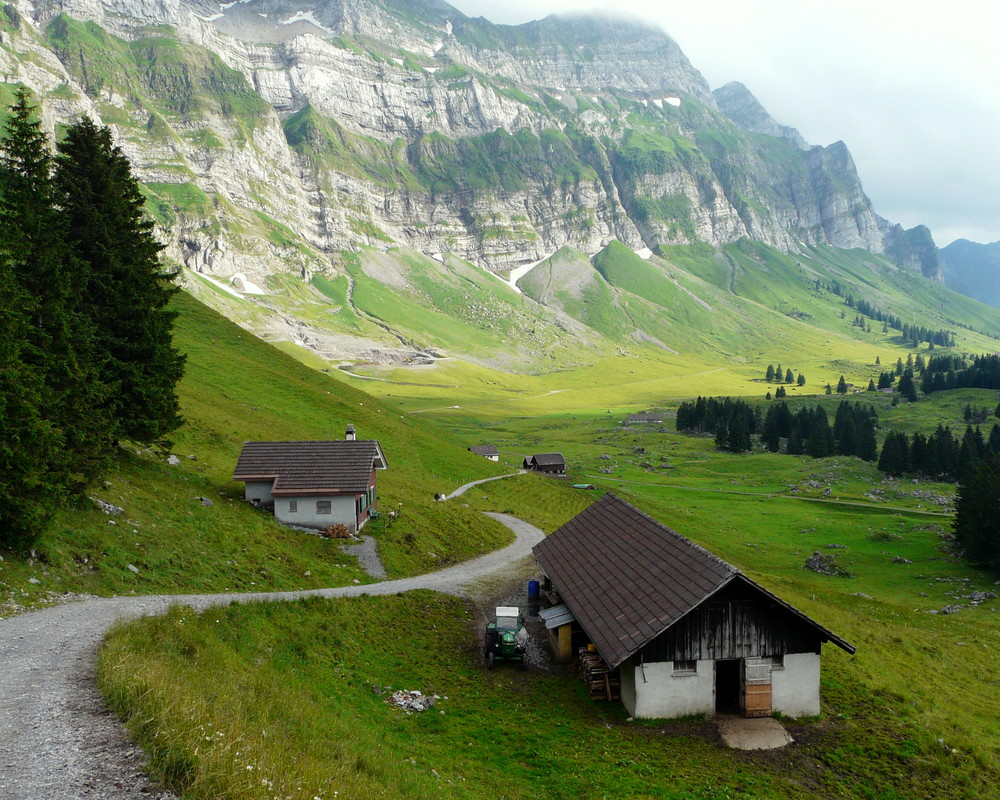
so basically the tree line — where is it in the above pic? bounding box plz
[845,293,955,347]
[878,424,1000,480]
[921,354,1000,394]
[676,394,1000,483]
[1,90,184,548]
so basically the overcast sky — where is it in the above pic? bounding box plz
[448,0,1000,247]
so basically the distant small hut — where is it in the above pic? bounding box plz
[625,412,663,425]
[524,453,566,474]
[468,444,499,462]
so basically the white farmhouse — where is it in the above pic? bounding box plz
[232,425,387,534]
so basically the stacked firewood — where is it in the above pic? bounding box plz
[579,647,620,701]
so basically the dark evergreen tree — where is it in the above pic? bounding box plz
[895,357,905,376]
[897,370,918,402]
[725,414,752,453]
[775,363,783,383]
[878,431,910,476]
[0,90,108,545]
[954,453,1000,568]
[867,378,876,392]
[784,368,794,384]
[836,375,848,394]
[932,425,958,479]
[910,433,929,475]
[797,373,806,387]
[765,364,775,382]
[761,405,781,452]
[55,116,185,446]
[775,402,793,438]
[805,407,834,457]
[989,424,1000,455]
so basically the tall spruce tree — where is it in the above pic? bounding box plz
[898,370,918,402]
[878,431,910,476]
[0,90,110,545]
[954,453,1000,568]
[54,116,185,446]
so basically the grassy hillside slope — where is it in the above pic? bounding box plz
[97,389,1000,799]
[0,291,588,611]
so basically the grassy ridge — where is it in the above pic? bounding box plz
[0,291,524,610]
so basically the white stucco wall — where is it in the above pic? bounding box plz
[771,652,821,717]
[274,494,357,531]
[621,659,715,719]
[244,480,274,504]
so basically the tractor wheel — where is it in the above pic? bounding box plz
[487,651,495,670]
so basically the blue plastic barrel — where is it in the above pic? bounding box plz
[527,580,540,600]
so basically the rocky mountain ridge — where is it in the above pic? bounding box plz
[1,0,942,289]
[940,239,1000,309]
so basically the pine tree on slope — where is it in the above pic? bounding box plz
[954,453,1000,568]
[0,90,110,545]
[55,116,185,446]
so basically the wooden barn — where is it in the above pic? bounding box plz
[522,452,566,474]
[533,493,854,719]
[232,425,387,534]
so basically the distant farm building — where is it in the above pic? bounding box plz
[533,493,854,719]
[468,444,499,462]
[625,412,663,425]
[232,425,387,534]
[522,453,566,474]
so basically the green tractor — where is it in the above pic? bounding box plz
[484,606,528,670]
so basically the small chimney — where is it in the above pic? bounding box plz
[345,424,356,441]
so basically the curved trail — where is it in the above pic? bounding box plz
[0,497,543,800]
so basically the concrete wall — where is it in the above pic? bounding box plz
[274,494,358,531]
[771,652,821,717]
[621,659,715,719]
[244,481,274,504]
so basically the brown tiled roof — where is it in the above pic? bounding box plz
[468,444,499,456]
[232,440,386,495]
[531,452,565,466]
[533,493,853,668]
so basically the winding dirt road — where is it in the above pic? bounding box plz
[0,511,544,800]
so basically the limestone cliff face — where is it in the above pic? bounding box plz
[4,0,941,284]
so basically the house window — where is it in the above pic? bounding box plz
[288,500,298,513]
[771,654,784,670]
[316,500,332,514]
[672,660,697,674]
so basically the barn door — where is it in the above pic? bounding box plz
[742,657,773,718]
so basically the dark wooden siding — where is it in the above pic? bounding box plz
[639,579,822,663]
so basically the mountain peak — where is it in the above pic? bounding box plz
[713,81,808,149]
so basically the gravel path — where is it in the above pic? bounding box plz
[0,512,544,800]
